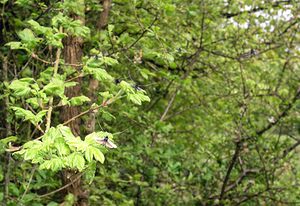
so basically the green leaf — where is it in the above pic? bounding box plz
[128,93,142,105]
[54,137,70,156]
[24,149,39,160]
[74,153,85,171]
[11,107,40,125]
[164,4,176,16]
[5,42,22,50]
[84,161,96,184]
[119,81,135,94]
[9,79,32,97]
[91,147,105,163]
[95,131,113,139]
[64,81,78,88]
[83,66,113,81]
[137,92,150,102]
[99,91,113,99]
[85,147,93,162]
[60,95,69,106]
[58,125,75,139]
[101,110,116,121]
[9,183,20,196]
[69,95,91,106]
[26,97,40,109]
[35,110,48,122]
[39,158,64,171]
[65,136,84,150]
[18,28,40,49]
[0,136,18,145]
[52,13,90,38]
[38,67,53,83]
[45,127,62,141]
[27,19,52,34]
[23,140,42,149]
[43,78,65,96]
[101,57,118,65]
[84,132,98,145]
[60,126,87,152]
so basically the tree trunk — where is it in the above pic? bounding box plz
[97,0,111,30]
[60,14,88,206]
[2,55,12,205]
[61,33,83,136]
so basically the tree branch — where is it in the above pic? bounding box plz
[39,173,83,198]
[221,1,292,18]
[219,140,243,202]
[256,86,300,136]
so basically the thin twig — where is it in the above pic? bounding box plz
[31,53,54,65]
[256,86,300,137]
[19,166,37,202]
[31,53,83,67]
[45,27,62,133]
[18,55,33,76]
[62,105,101,126]
[39,173,83,198]
[62,90,123,126]
[160,88,179,121]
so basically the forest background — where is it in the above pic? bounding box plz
[0,0,300,205]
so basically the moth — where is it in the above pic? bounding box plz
[95,136,117,149]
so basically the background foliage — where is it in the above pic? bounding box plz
[1,0,300,205]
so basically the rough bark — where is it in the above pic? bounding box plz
[60,15,88,206]
[61,33,83,136]
[86,78,99,133]
[2,56,12,205]
[97,0,111,30]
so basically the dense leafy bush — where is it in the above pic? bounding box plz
[0,0,300,205]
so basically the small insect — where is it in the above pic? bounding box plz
[115,78,121,85]
[95,136,117,149]
[132,84,142,91]
[268,116,276,124]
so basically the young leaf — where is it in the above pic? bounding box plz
[35,110,48,123]
[119,81,135,94]
[84,132,98,145]
[73,153,85,171]
[127,93,142,105]
[43,78,65,97]
[54,137,70,156]
[58,125,76,139]
[69,95,91,106]
[83,66,113,81]
[101,57,118,65]
[11,107,37,125]
[18,28,40,49]
[27,19,52,34]
[91,147,105,163]
[5,42,22,50]
[85,147,93,162]
[9,79,32,97]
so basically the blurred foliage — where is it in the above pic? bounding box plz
[1,0,300,205]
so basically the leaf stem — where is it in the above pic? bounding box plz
[45,27,62,133]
